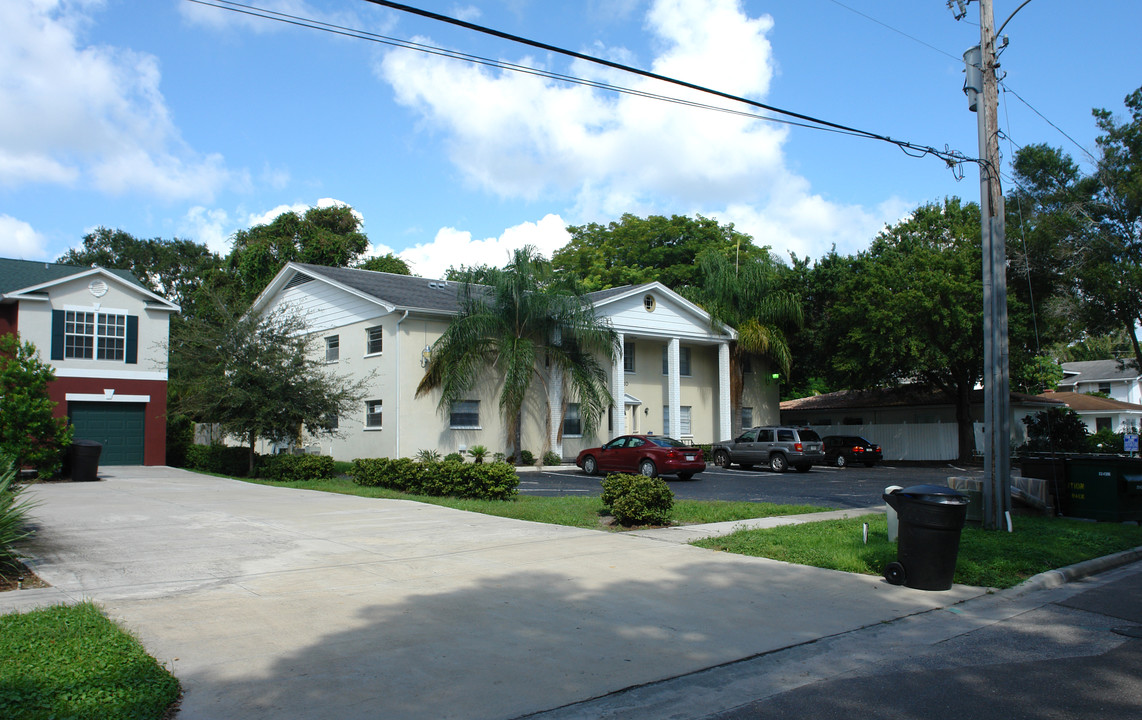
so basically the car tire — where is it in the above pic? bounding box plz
[834,454,847,468]
[795,464,811,473]
[639,459,658,478]
[713,449,731,468]
[769,454,788,473]
[582,456,598,475]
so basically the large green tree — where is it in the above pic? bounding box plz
[227,205,370,305]
[681,251,802,437]
[57,228,223,318]
[417,246,617,458]
[0,334,73,476]
[830,198,984,461]
[554,213,771,292]
[357,253,413,275]
[168,298,371,475]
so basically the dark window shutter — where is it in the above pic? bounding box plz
[126,316,139,364]
[51,310,65,360]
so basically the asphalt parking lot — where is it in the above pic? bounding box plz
[520,462,987,509]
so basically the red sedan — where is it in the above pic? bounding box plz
[576,434,706,480]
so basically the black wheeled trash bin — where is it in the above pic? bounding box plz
[882,484,969,591]
[70,439,103,482]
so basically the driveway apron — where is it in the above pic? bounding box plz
[8,467,984,720]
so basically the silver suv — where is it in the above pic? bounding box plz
[711,426,825,473]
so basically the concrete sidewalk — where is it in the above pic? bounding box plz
[5,467,984,719]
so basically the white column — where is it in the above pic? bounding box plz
[667,338,681,439]
[612,332,626,437]
[718,342,732,441]
[548,363,563,459]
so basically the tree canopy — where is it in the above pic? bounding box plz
[0,334,72,476]
[168,297,371,474]
[357,253,414,275]
[554,213,772,292]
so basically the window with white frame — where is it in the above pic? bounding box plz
[96,313,126,360]
[624,341,636,373]
[64,310,96,359]
[365,400,383,428]
[53,308,136,364]
[661,345,692,376]
[564,403,582,436]
[366,326,383,355]
[450,400,480,428]
[663,405,692,436]
[741,407,753,428]
[325,335,340,363]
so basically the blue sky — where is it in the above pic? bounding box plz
[3,0,1139,279]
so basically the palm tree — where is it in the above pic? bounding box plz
[416,246,617,459]
[685,251,803,438]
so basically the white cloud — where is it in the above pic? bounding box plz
[0,0,232,200]
[0,215,49,259]
[451,5,482,22]
[398,214,571,279]
[377,0,901,261]
[244,197,363,228]
[180,206,233,256]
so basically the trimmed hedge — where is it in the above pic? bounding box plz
[350,457,519,500]
[183,444,251,477]
[258,454,336,482]
[601,473,674,526]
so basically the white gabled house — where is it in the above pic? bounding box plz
[249,263,779,461]
[1057,360,1142,405]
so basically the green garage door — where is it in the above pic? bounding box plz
[68,403,146,466]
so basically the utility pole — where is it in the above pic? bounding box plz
[961,0,1011,530]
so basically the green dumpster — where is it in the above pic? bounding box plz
[1064,456,1142,523]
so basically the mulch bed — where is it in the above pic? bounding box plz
[0,559,49,592]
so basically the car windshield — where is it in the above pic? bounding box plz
[648,437,687,448]
[798,429,822,442]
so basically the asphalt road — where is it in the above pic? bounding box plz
[520,462,986,509]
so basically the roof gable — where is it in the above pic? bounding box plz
[1059,359,1141,384]
[0,257,178,311]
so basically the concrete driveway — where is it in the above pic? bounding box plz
[4,467,985,720]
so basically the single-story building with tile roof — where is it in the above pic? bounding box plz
[780,386,1063,461]
[0,257,180,465]
[246,262,781,462]
[1057,359,1142,405]
[1036,391,1142,435]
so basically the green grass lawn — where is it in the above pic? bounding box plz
[0,601,179,720]
[693,514,1142,589]
[242,475,828,528]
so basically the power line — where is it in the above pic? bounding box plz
[357,0,971,166]
[188,0,973,169]
[1000,83,1098,164]
[821,0,963,62]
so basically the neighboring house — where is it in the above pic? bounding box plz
[1036,391,1142,434]
[1058,360,1142,405]
[248,263,780,461]
[0,258,179,465]
[780,387,1062,461]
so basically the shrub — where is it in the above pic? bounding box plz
[542,450,561,466]
[1020,407,1089,453]
[258,453,336,481]
[1,456,37,567]
[493,452,506,464]
[0,334,73,477]
[1086,428,1125,454]
[601,473,674,526]
[184,444,252,476]
[415,449,441,463]
[468,445,489,464]
[443,452,465,464]
[518,450,536,466]
[350,457,519,500]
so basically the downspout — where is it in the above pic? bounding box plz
[396,310,410,458]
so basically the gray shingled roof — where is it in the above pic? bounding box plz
[1059,360,1142,386]
[0,257,147,297]
[292,263,478,314]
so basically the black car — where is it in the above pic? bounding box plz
[822,435,883,468]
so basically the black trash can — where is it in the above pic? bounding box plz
[70,439,103,482]
[883,484,969,591]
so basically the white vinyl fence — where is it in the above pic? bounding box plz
[808,423,989,461]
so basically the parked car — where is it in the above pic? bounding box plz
[822,435,883,468]
[576,434,706,480]
[711,426,824,473]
